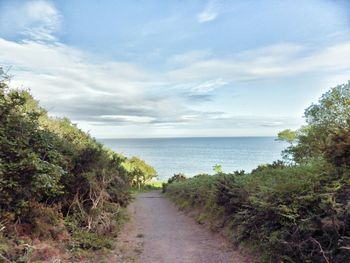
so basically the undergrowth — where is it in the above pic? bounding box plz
[166,163,350,262]
[165,82,350,262]
[0,69,153,261]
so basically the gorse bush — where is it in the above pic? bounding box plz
[166,82,350,262]
[162,173,187,192]
[0,70,155,261]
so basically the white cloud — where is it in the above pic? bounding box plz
[197,1,219,23]
[0,0,61,41]
[100,115,156,124]
[2,39,350,128]
[0,38,163,119]
[190,79,228,94]
[1,26,350,137]
[168,42,350,83]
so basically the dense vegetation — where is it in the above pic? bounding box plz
[123,156,157,190]
[165,82,350,262]
[0,70,156,262]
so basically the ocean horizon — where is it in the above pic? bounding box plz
[99,136,288,180]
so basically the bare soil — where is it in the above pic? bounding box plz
[111,191,252,263]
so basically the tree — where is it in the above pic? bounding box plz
[282,81,350,165]
[123,156,157,189]
[213,164,223,174]
[277,129,297,144]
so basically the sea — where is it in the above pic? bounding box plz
[99,137,287,181]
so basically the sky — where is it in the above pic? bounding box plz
[0,0,350,138]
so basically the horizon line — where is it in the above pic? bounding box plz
[97,135,279,140]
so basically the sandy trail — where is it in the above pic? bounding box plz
[114,190,251,263]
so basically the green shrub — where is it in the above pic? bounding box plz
[0,70,148,259]
[162,173,187,192]
[166,163,350,262]
[70,230,114,250]
[166,82,350,262]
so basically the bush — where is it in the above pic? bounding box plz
[166,163,350,262]
[165,81,350,262]
[162,173,187,192]
[0,70,149,259]
[166,81,350,262]
[70,230,114,250]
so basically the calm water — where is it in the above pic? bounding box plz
[99,137,287,180]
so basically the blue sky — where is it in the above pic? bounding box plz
[0,0,350,138]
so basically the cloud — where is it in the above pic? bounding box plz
[186,94,213,102]
[0,38,171,125]
[178,79,227,102]
[1,0,350,138]
[0,0,61,41]
[190,79,228,94]
[197,0,219,23]
[1,37,229,130]
[99,115,156,124]
[2,38,350,133]
[0,35,301,134]
[168,42,350,83]
[170,50,211,65]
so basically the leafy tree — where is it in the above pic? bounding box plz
[285,82,350,164]
[213,164,223,174]
[123,156,157,189]
[277,129,297,144]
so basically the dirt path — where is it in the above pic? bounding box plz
[112,191,252,263]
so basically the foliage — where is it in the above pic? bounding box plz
[277,129,297,144]
[251,160,285,174]
[166,163,350,262]
[213,164,223,174]
[167,173,187,184]
[0,70,153,261]
[165,82,350,262]
[123,156,157,189]
[70,230,114,250]
[284,82,350,164]
[133,180,164,192]
[162,173,187,192]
